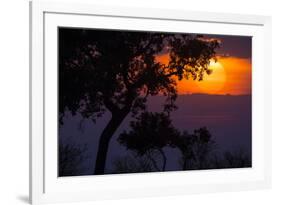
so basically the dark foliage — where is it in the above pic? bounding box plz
[118,112,179,171]
[59,143,88,176]
[59,30,219,121]
[211,149,251,169]
[172,127,216,170]
[118,112,179,155]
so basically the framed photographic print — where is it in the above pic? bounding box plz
[30,0,272,204]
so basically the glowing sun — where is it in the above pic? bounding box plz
[196,60,226,94]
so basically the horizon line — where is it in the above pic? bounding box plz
[157,92,252,96]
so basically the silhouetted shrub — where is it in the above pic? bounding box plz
[59,143,88,176]
[118,112,180,171]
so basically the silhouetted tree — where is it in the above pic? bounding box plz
[208,148,251,169]
[59,143,88,176]
[172,127,215,170]
[221,149,251,168]
[59,29,220,174]
[118,112,179,171]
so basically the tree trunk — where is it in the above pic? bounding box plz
[159,149,167,171]
[182,157,187,170]
[94,110,129,175]
[146,151,160,171]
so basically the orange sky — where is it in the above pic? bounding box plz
[156,54,252,95]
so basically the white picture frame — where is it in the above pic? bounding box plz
[30,0,272,204]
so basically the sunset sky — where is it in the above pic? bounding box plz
[156,35,252,95]
[59,29,252,176]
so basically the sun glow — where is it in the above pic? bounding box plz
[196,60,226,94]
[156,54,251,95]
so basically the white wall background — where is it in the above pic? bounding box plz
[0,0,279,204]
